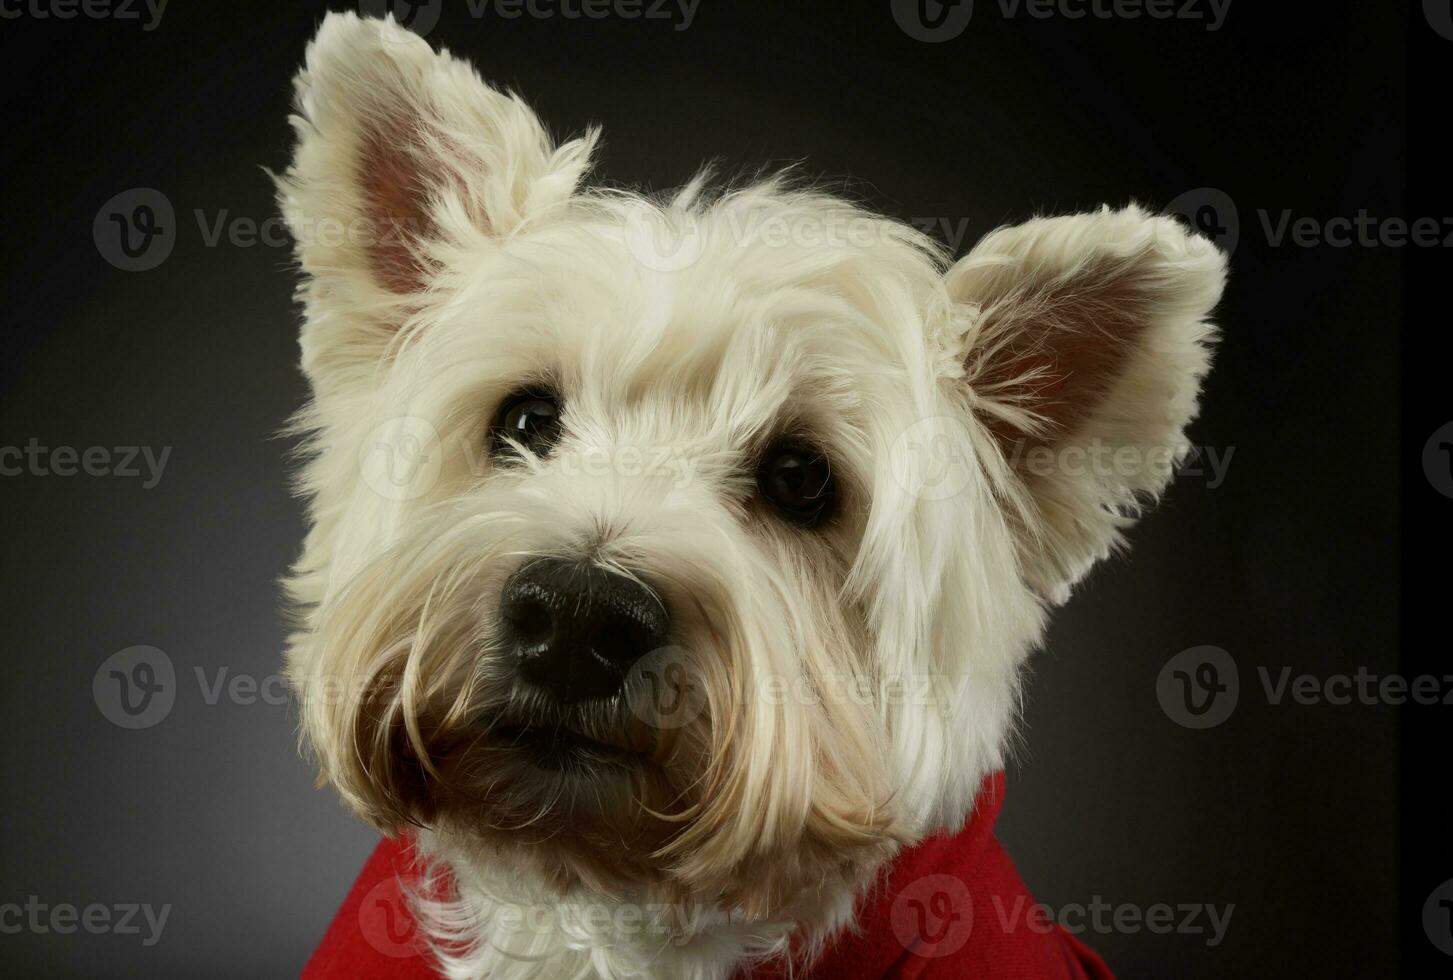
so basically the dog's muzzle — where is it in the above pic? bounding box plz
[499,557,670,704]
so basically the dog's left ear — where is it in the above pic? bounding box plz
[945,205,1226,601]
[277,13,596,371]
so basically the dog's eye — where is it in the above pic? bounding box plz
[757,443,835,526]
[491,390,563,459]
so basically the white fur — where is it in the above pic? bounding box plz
[277,14,1225,979]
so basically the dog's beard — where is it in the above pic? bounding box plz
[294,477,908,917]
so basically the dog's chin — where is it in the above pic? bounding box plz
[373,701,896,915]
[414,730,687,899]
[417,710,687,876]
[489,720,648,775]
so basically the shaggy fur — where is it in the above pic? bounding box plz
[277,13,1225,980]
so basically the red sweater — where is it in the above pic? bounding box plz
[303,773,1111,979]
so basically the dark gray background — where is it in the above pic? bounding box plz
[0,1,1440,977]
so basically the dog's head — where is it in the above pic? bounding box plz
[280,13,1224,915]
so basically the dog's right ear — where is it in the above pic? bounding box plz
[277,13,596,374]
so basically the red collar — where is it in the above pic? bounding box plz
[302,773,1111,980]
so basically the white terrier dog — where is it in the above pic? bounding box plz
[279,13,1224,979]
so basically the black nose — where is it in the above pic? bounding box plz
[499,558,670,704]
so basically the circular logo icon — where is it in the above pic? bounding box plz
[621,202,707,273]
[1424,878,1453,956]
[93,645,176,730]
[359,416,443,502]
[360,0,442,39]
[1156,645,1239,729]
[1163,187,1240,258]
[358,874,425,959]
[1425,1,1453,41]
[890,0,974,43]
[624,645,709,732]
[891,416,974,502]
[890,873,973,958]
[93,188,176,272]
[1422,421,1453,498]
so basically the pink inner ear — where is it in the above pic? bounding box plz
[981,276,1148,449]
[358,125,437,295]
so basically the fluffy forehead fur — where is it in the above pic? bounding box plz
[278,13,1224,979]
